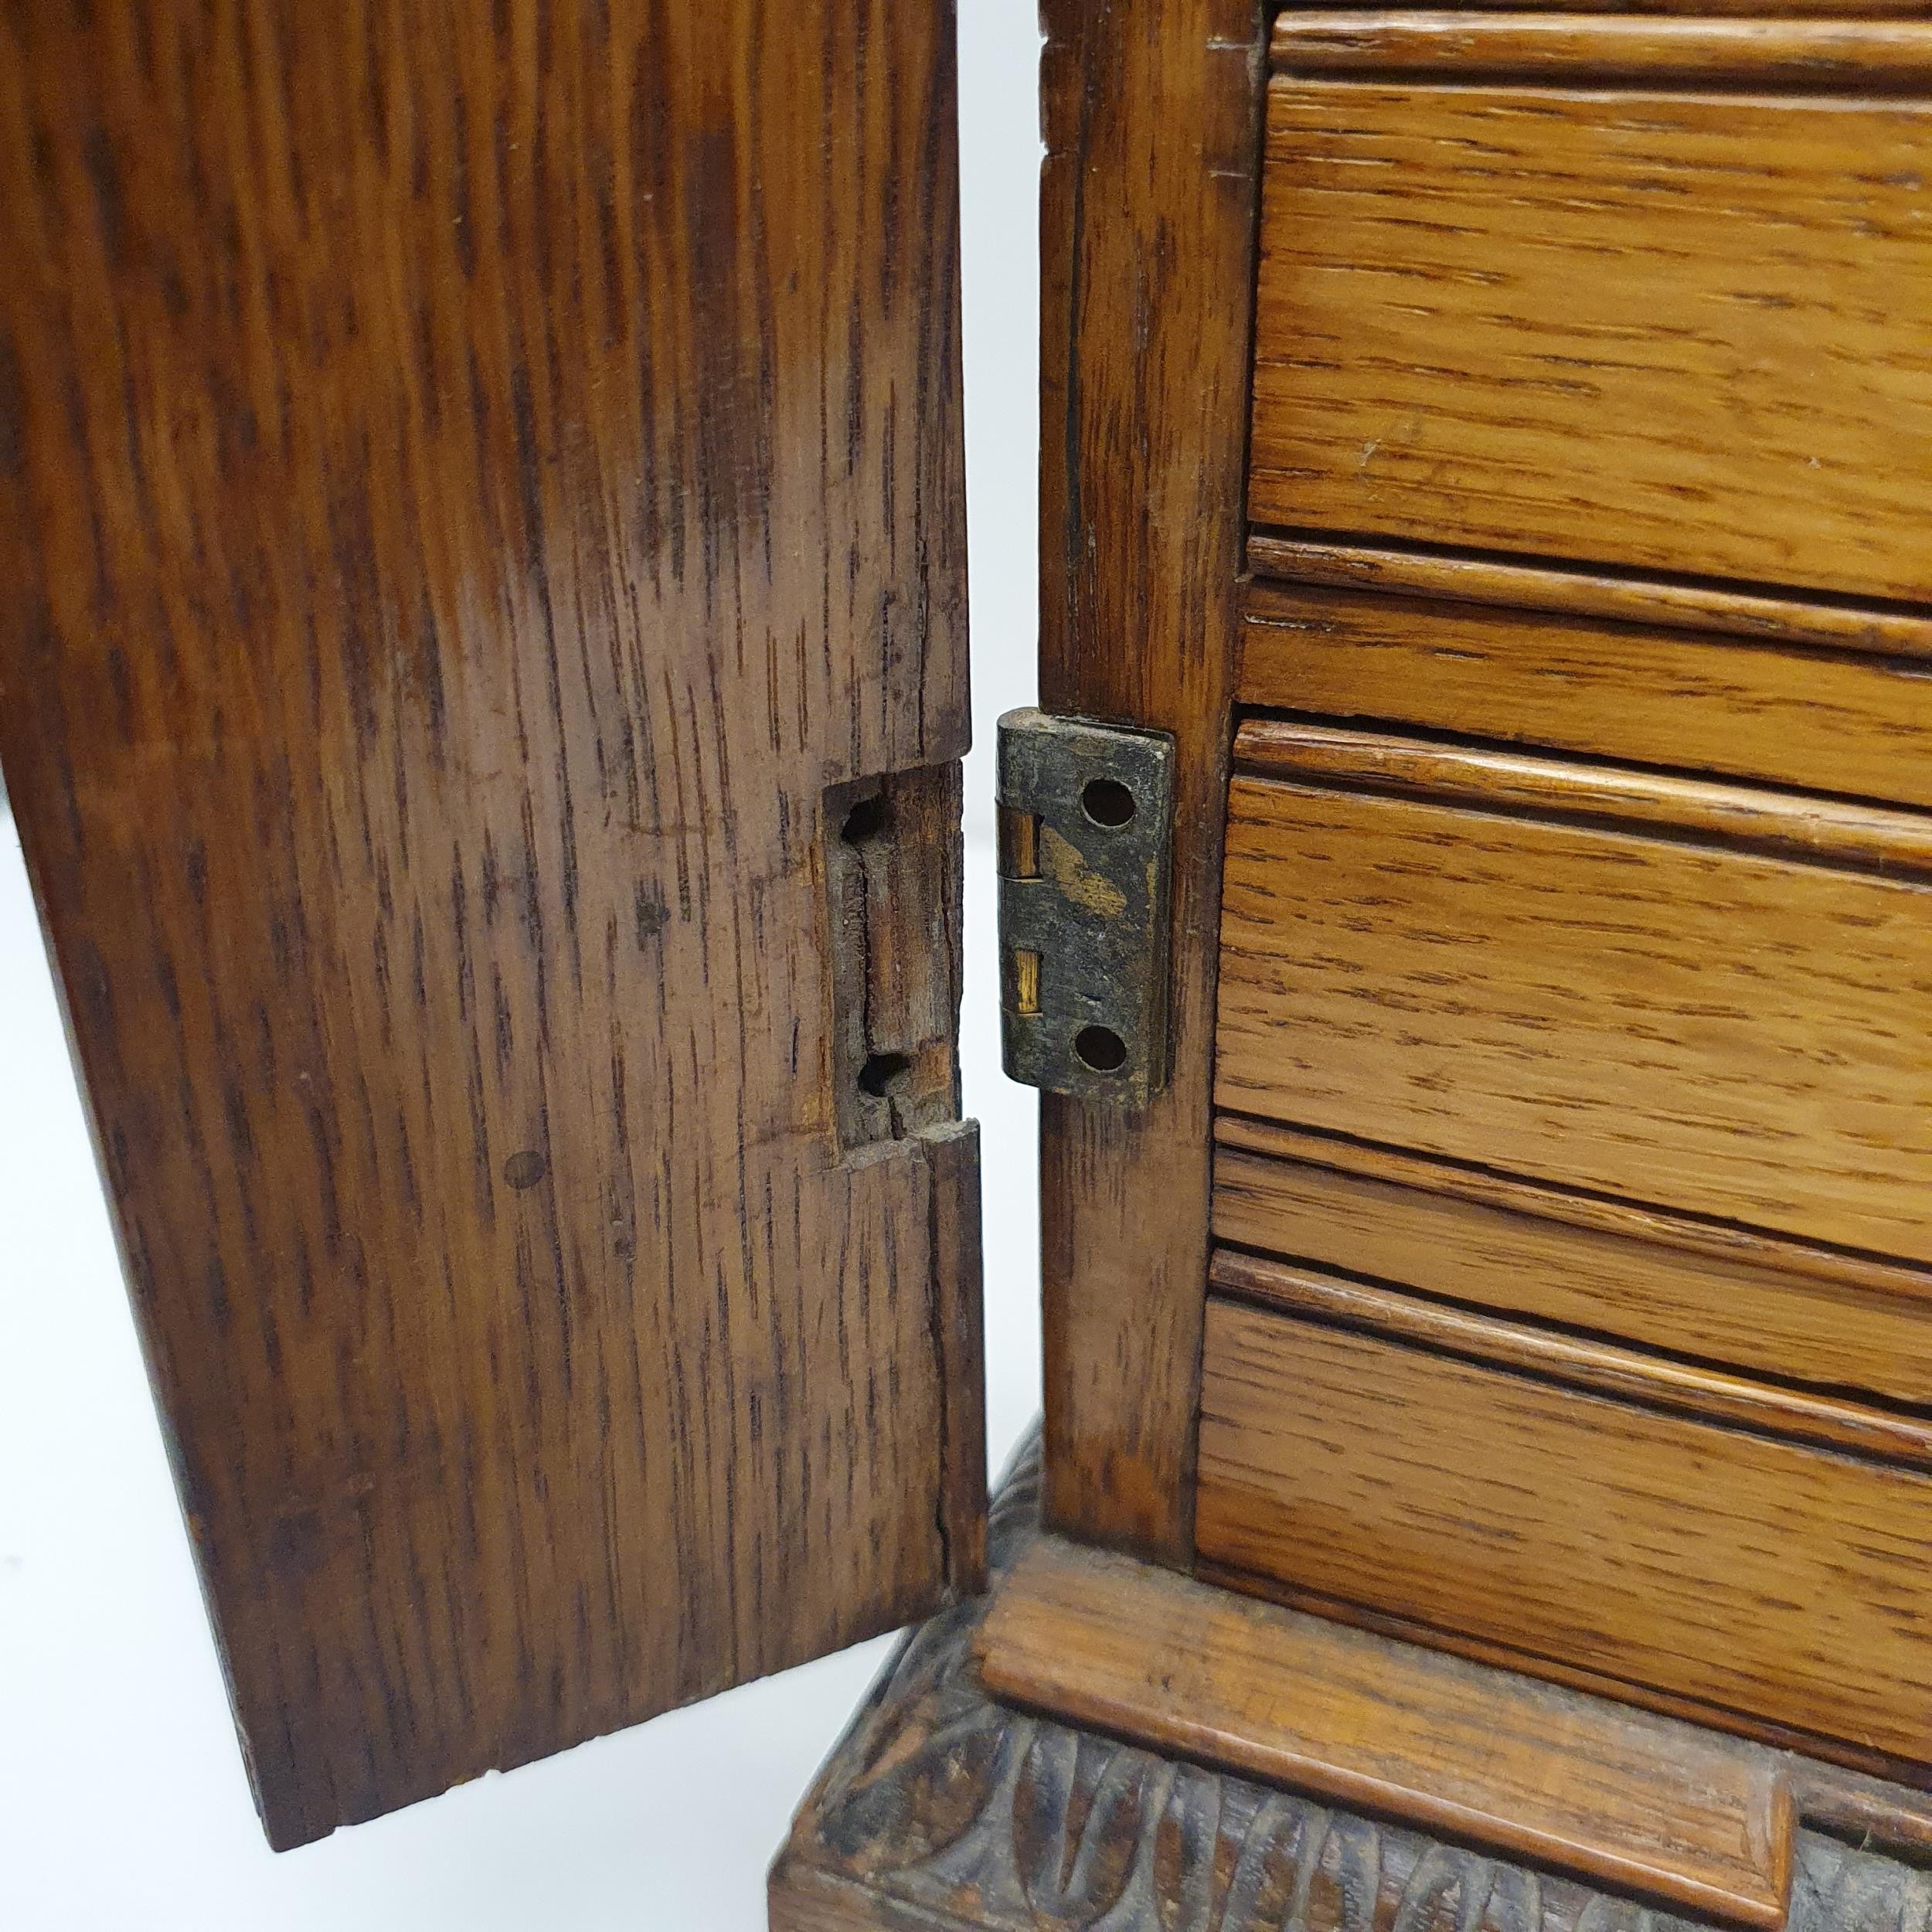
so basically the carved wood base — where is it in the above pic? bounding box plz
[770,1432,1932,1932]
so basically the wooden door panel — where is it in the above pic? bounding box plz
[0,0,980,1849]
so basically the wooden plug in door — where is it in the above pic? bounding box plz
[0,1,983,1850]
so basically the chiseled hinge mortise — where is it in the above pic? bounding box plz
[996,709,1175,1107]
[824,762,965,1151]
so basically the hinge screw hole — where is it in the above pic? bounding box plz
[841,794,889,844]
[858,1050,913,1097]
[1080,778,1136,828]
[1073,1026,1128,1073]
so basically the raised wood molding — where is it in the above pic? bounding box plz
[1271,12,1932,83]
[1209,1248,1932,1471]
[1213,1122,1932,1407]
[1238,580,1932,815]
[1245,533,1932,662]
[1214,1115,1932,1305]
[1035,0,1267,1560]
[774,1435,1932,1932]
[1231,720,1932,876]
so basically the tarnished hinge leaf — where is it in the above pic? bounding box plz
[996,709,1175,1106]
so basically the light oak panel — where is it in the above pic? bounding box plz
[1197,1299,1932,1767]
[0,0,978,1848]
[1216,743,1932,1264]
[978,1534,1793,1929]
[1213,1126,1932,1406]
[1250,80,1932,604]
[1240,582,1932,812]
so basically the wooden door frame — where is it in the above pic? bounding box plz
[1036,0,1270,1562]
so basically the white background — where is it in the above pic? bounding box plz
[0,6,1043,1925]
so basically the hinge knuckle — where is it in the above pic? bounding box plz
[994,709,1175,1107]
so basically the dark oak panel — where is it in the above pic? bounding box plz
[0,0,979,1847]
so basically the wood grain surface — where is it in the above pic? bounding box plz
[1197,1298,1932,1769]
[1036,0,1266,1559]
[1216,749,1932,1264]
[1273,12,1932,83]
[0,0,981,1848]
[1249,79,1932,603]
[1240,581,1932,813]
[1213,1122,1932,1406]
[978,1533,1794,1929]
[1247,532,1932,662]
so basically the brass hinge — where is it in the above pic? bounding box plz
[996,709,1175,1107]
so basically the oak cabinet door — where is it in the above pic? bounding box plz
[0,0,982,1849]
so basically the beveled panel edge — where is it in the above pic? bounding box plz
[1208,1248,1932,1470]
[1244,533,1932,662]
[1271,11,1932,83]
[1212,1134,1932,1408]
[1236,575,1932,817]
[1212,1114,1932,1323]
[1231,718,1932,876]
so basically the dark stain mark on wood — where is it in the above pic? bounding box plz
[502,1151,549,1191]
